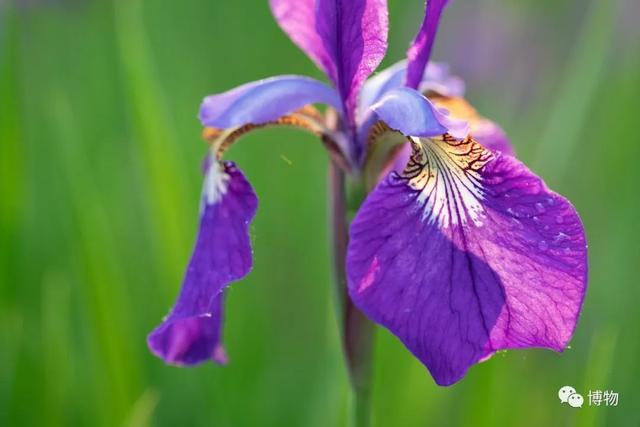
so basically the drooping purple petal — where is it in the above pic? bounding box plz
[199,75,341,129]
[148,292,228,365]
[406,0,450,89]
[347,136,587,385]
[148,161,258,365]
[370,87,467,138]
[270,0,388,123]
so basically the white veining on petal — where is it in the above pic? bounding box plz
[402,135,494,228]
[201,161,230,209]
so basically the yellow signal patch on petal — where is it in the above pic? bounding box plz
[403,135,494,228]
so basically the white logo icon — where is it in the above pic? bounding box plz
[558,385,576,403]
[559,385,583,408]
[568,393,584,408]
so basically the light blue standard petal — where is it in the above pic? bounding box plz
[359,60,464,115]
[358,61,407,114]
[199,75,341,129]
[370,87,450,137]
[356,61,465,151]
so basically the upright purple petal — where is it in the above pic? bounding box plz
[269,0,333,79]
[347,136,587,385]
[148,161,258,365]
[199,76,341,129]
[406,0,450,89]
[270,0,388,122]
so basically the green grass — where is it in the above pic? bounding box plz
[1,0,639,426]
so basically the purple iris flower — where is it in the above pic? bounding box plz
[148,0,587,387]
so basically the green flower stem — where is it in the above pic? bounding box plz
[329,161,375,427]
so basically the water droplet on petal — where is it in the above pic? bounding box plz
[538,240,549,251]
[546,197,555,206]
[535,202,546,213]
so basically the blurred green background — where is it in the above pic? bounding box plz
[1,0,639,426]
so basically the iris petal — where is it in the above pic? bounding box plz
[363,93,516,188]
[200,76,352,170]
[370,87,464,138]
[406,0,450,89]
[347,135,587,385]
[270,0,388,123]
[148,161,258,365]
[357,66,465,167]
[199,75,341,129]
[359,60,465,114]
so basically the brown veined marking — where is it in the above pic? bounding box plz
[202,105,351,172]
[402,134,494,228]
